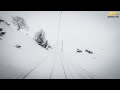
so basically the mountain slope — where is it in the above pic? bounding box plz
[0,22,49,79]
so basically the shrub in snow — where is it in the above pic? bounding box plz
[46,44,52,50]
[0,19,4,23]
[0,17,10,26]
[85,49,93,54]
[0,28,6,40]
[0,28,3,32]
[35,29,46,46]
[48,45,52,49]
[43,40,48,48]
[77,49,82,53]
[34,29,52,50]
[15,44,21,48]
[0,16,4,23]
[0,32,6,36]
[12,16,29,31]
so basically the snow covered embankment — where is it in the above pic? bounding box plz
[0,23,49,79]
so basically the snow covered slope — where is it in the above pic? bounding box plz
[0,20,120,79]
[0,22,95,79]
[0,22,49,79]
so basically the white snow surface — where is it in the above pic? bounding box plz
[0,23,49,79]
[0,12,120,79]
[0,23,95,79]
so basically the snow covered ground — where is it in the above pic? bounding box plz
[0,22,49,79]
[0,11,120,79]
[0,23,94,79]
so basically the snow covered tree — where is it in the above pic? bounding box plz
[35,29,46,47]
[12,16,28,31]
[44,40,48,48]
[34,29,52,50]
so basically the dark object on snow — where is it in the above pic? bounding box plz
[0,32,6,36]
[1,32,5,34]
[44,40,48,48]
[77,49,82,53]
[0,19,10,26]
[16,44,21,48]
[0,19,4,23]
[46,45,52,50]
[48,45,52,49]
[5,22,10,26]
[0,28,3,31]
[35,29,46,47]
[0,29,5,40]
[85,49,93,54]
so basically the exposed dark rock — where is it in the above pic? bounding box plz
[15,44,21,48]
[0,32,6,36]
[85,49,93,54]
[0,28,3,31]
[77,49,82,53]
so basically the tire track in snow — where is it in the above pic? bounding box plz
[61,52,95,79]
[50,49,66,79]
[49,52,56,79]
[54,50,74,79]
[18,51,52,79]
[58,52,86,79]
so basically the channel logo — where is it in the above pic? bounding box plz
[107,11,119,18]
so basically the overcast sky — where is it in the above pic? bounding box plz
[0,11,120,58]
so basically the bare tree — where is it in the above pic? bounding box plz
[12,16,28,31]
